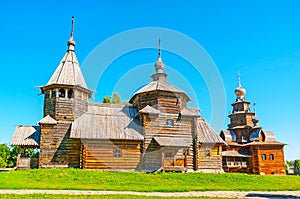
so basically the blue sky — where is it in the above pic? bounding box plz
[0,1,299,160]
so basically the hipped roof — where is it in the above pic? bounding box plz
[130,80,190,103]
[46,47,88,89]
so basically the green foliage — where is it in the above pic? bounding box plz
[102,96,111,103]
[286,160,294,167]
[0,144,11,168]
[112,92,121,104]
[0,144,39,168]
[0,169,299,191]
[103,92,126,104]
[294,160,300,175]
[0,157,6,168]
[0,194,229,199]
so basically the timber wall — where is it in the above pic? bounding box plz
[82,140,141,171]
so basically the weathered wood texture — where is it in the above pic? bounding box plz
[249,145,285,175]
[82,140,141,171]
[134,91,186,114]
[141,114,193,150]
[198,144,223,170]
[44,90,88,121]
[17,157,39,170]
[39,123,81,168]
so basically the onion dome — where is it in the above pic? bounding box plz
[152,38,167,81]
[252,116,260,126]
[234,73,246,100]
[155,57,164,74]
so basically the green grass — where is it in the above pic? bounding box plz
[0,169,299,192]
[0,195,234,199]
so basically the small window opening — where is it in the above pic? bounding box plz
[59,89,65,98]
[167,119,174,127]
[177,112,182,121]
[68,89,74,98]
[270,154,274,160]
[205,150,210,157]
[261,154,266,160]
[113,148,122,158]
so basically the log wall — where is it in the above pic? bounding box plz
[198,144,223,172]
[250,144,285,175]
[39,123,81,168]
[82,140,141,171]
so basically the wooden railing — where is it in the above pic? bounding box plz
[223,161,248,168]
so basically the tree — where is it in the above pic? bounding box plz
[112,92,121,104]
[294,160,300,175]
[103,92,125,104]
[103,96,111,103]
[0,144,10,168]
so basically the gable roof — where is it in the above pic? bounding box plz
[197,116,226,144]
[38,115,57,125]
[71,103,143,140]
[10,126,40,147]
[139,105,160,115]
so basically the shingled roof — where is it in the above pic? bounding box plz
[197,116,226,144]
[45,17,88,89]
[71,103,143,140]
[10,126,40,147]
[46,40,88,89]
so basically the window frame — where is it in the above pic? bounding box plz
[204,149,210,157]
[261,154,266,160]
[113,148,122,158]
[270,154,274,160]
[167,119,174,127]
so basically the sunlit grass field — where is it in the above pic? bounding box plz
[0,195,235,199]
[0,169,299,192]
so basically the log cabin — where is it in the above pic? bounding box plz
[10,17,225,173]
[220,75,286,175]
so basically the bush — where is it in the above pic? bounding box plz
[0,157,6,168]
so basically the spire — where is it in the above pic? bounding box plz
[70,16,74,38]
[68,16,76,51]
[154,37,164,73]
[253,102,256,114]
[238,72,241,87]
[152,37,167,81]
[158,37,161,58]
[45,16,88,90]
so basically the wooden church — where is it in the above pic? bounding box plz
[11,18,225,173]
[220,76,286,175]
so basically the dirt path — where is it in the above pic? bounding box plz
[0,190,300,198]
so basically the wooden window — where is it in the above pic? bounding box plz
[59,89,65,98]
[113,149,122,158]
[205,150,210,157]
[68,89,74,98]
[261,154,266,160]
[270,154,274,160]
[167,119,174,127]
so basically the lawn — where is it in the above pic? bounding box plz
[0,195,234,199]
[0,169,299,192]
